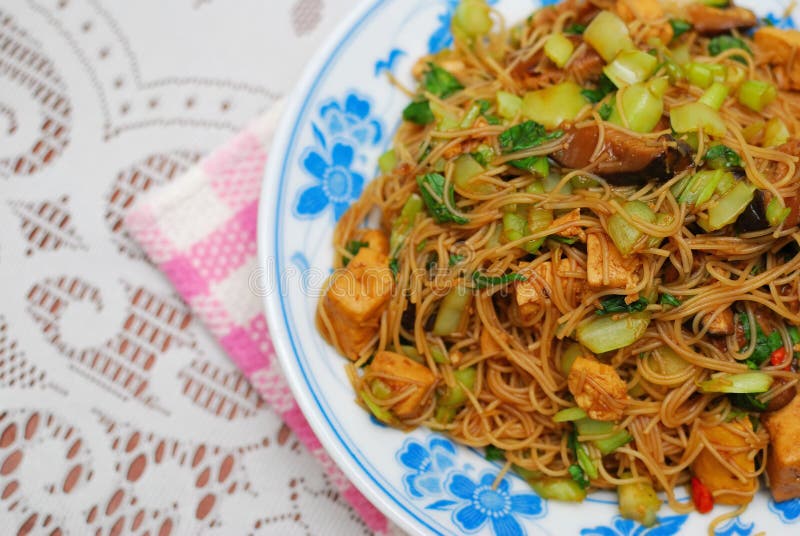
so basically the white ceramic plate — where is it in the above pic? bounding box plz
[259,1,800,534]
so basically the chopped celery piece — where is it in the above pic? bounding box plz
[542,173,571,194]
[763,117,790,148]
[429,100,460,130]
[610,78,666,133]
[553,407,588,422]
[435,405,457,423]
[560,341,585,375]
[378,149,397,173]
[576,418,633,454]
[584,11,634,62]
[699,372,773,394]
[671,43,691,66]
[497,90,522,119]
[513,465,543,481]
[698,82,730,111]
[608,201,656,256]
[645,346,691,380]
[646,213,673,249]
[593,430,634,454]
[399,345,424,363]
[575,417,614,436]
[503,211,527,243]
[618,480,661,527]
[545,33,575,68]
[439,367,477,407]
[738,80,777,112]
[571,175,599,189]
[471,144,495,167]
[453,0,493,37]
[360,391,394,423]
[670,102,727,137]
[767,197,791,226]
[433,283,471,336]
[390,194,424,256]
[529,478,587,502]
[453,154,491,193]
[525,181,545,194]
[576,444,598,479]
[527,208,553,253]
[370,379,393,400]
[431,346,449,364]
[603,50,658,88]
[679,169,726,206]
[459,103,483,128]
[522,81,588,129]
[577,312,651,354]
[703,181,755,231]
[686,63,714,89]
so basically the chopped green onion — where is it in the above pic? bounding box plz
[433,283,471,336]
[417,173,469,225]
[564,23,586,35]
[584,10,634,62]
[360,391,394,423]
[603,49,658,88]
[521,82,588,129]
[545,33,575,68]
[576,443,598,479]
[738,80,777,112]
[700,372,773,394]
[577,313,651,354]
[698,82,730,111]
[485,444,506,462]
[496,90,522,119]
[708,35,751,65]
[568,463,590,489]
[472,272,526,289]
[554,407,588,423]
[660,294,682,307]
[403,100,435,125]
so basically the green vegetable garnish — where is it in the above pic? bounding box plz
[669,19,692,39]
[581,74,616,103]
[738,312,783,369]
[417,173,469,224]
[485,445,506,462]
[472,272,526,289]
[596,295,649,315]
[568,464,589,490]
[704,144,742,170]
[449,254,465,266]
[708,35,751,64]
[343,240,369,266]
[499,120,563,153]
[423,63,464,99]
[598,103,613,120]
[659,294,682,307]
[564,23,586,35]
[729,392,768,412]
[403,100,435,125]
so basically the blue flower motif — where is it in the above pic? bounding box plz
[764,12,797,29]
[581,515,688,536]
[714,517,754,536]
[769,496,800,523]
[428,0,499,53]
[446,471,544,536]
[319,93,382,146]
[295,142,365,220]
[397,436,457,498]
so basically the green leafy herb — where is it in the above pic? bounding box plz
[485,445,506,462]
[343,240,369,266]
[509,156,549,176]
[449,254,465,266]
[499,120,563,154]
[581,74,616,104]
[564,23,586,35]
[568,464,589,490]
[669,19,692,39]
[789,326,800,346]
[549,235,579,245]
[708,35,752,64]
[389,257,399,277]
[471,145,494,167]
[598,103,613,121]
[417,173,469,225]
[659,294,682,307]
[416,239,428,253]
[423,63,465,99]
[596,295,650,315]
[403,100,435,125]
[739,313,783,369]
[472,272,526,289]
[729,392,768,412]
[704,144,742,169]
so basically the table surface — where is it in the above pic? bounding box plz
[0,1,381,534]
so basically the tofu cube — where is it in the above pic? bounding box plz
[755,27,800,90]
[763,394,800,502]
[587,233,641,289]
[703,308,735,336]
[549,209,586,242]
[567,356,629,421]
[356,229,390,256]
[368,351,437,418]
[691,419,757,505]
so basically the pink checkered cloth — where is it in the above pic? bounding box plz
[125,102,389,534]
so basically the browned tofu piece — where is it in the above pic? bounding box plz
[763,394,800,502]
[703,308,735,336]
[356,229,390,256]
[323,247,393,359]
[692,419,757,505]
[755,27,800,91]
[369,351,437,418]
[549,209,586,242]
[586,233,641,289]
[480,328,502,356]
[567,357,629,421]
[615,0,673,43]
[517,262,554,308]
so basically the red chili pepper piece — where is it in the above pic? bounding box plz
[691,476,714,514]
[770,347,788,367]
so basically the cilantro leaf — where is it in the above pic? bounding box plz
[389,257,399,277]
[581,74,616,104]
[596,295,649,315]
[669,19,692,39]
[729,392,768,412]
[485,445,506,462]
[403,100,435,125]
[659,293,682,307]
[417,173,469,225]
[704,144,742,170]
[568,464,589,489]
[423,63,464,99]
[449,254,465,266]
[499,120,563,153]
[708,35,751,64]
[472,272,526,289]
[564,23,586,35]
[739,313,783,369]
[598,103,613,121]
[343,240,369,266]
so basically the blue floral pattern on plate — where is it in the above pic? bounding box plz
[769,496,800,523]
[714,517,755,536]
[581,515,688,536]
[397,435,545,535]
[294,92,382,220]
[764,11,797,29]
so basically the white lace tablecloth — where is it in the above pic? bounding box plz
[0,1,379,534]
